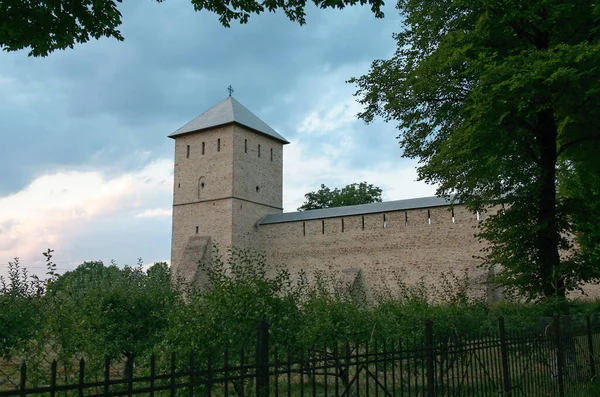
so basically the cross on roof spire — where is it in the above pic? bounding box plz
[227,85,234,96]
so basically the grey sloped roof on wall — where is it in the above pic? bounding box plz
[259,195,456,225]
[168,96,289,144]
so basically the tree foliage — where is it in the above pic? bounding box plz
[298,181,383,211]
[3,250,600,388]
[0,258,44,359]
[350,0,600,300]
[43,259,181,361]
[0,0,385,57]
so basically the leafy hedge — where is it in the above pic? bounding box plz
[1,247,598,383]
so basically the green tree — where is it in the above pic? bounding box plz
[1,0,385,57]
[559,159,600,273]
[44,260,182,361]
[163,247,302,354]
[0,258,44,359]
[350,0,600,300]
[298,181,383,211]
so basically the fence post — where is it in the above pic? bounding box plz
[256,319,270,397]
[554,314,565,397]
[19,362,26,397]
[586,315,596,379]
[425,320,435,397]
[498,317,512,397]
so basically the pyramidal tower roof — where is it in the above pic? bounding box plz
[168,96,289,144]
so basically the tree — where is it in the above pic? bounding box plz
[349,0,600,300]
[0,258,44,359]
[298,181,382,211]
[44,260,182,361]
[0,0,385,57]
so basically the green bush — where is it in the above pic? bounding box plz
[2,247,599,385]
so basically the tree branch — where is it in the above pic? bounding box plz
[557,134,600,158]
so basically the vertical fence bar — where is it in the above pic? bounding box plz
[498,317,512,397]
[274,347,280,397]
[355,341,360,397]
[587,315,596,379]
[78,358,85,397]
[554,315,565,397]
[334,343,340,397]
[373,340,379,397]
[189,351,195,397]
[19,363,26,397]
[150,354,156,397]
[365,342,370,397]
[323,346,328,397]
[256,320,270,397]
[127,354,134,397]
[207,351,213,397]
[104,355,110,397]
[312,346,317,397]
[345,341,351,397]
[425,320,435,397]
[170,353,176,397]
[287,345,292,397]
[300,347,305,397]
[382,341,388,396]
[223,349,229,397]
[240,348,245,397]
[405,338,410,397]
[50,360,57,397]
[391,340,396,397]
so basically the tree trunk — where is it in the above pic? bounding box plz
[535,108,565,299]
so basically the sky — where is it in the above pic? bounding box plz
[0,0,437,277]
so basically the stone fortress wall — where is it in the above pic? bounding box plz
[258,202,493,299]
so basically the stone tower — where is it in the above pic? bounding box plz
[169,96,289,285]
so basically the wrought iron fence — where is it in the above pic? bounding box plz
[1,315,599,397]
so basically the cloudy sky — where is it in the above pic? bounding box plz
[0,1,437,277]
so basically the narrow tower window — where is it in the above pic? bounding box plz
[270,148,273,162]
[217,138,221,152]
[383,214,387,228]
[186,145,190,158]
[245,139,248,153]
[198,177,205,198]
[405,211,408,226]
[258,144,261,158]
[427,209,431,225]
[195,226,199,234]
[303,222,306,236]
[451,208,455,224]
[202,142,205,155]
[322,220,325,234]
[362,216,365,231]
[341,218,345,232]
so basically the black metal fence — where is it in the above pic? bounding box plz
[1,315,599,397]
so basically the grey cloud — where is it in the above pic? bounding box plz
[0,1,401,194]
